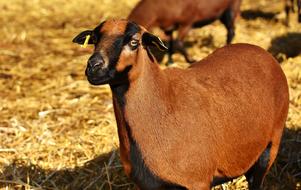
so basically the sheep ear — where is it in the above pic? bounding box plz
[142,32,168,51]
[72,30,95,45]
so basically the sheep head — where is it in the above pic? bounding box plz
[73,19,167,86]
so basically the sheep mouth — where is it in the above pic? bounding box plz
[86,67,130,86]
[86,75,112,85]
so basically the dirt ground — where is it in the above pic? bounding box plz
[0,0,300,189]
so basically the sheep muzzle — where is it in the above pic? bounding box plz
[85,53,111,85]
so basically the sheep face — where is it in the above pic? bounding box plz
[73,19,167,86]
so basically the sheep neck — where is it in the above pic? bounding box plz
[110,50,172,133]
[109,53,173,187]
[127,52,170,116]
[111,49,170,113]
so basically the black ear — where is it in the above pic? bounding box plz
[72,30,96,45]
[142,32,168,51]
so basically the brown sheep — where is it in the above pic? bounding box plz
[128,0,242,64]
[73,19,289,190]
[285,0,301,25]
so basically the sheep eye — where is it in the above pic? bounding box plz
[129,39,139,49]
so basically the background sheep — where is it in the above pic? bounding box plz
[128,0,242,63]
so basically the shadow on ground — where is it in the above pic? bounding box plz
[0,128,300,190]
[241,9,278,21]
[0,150,134,190]
[268,32,301,61]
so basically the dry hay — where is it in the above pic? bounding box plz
[0,0,300,189]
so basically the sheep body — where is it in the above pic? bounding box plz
[129,0,235,29]
[121,43,288,189]
[73,20,289,190]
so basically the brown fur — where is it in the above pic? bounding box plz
[122,44,289,189]
[128,0,241,63]
[78,20,289,190]
[128,0,241,41]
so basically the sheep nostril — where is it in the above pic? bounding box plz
[87,60,105,75]
[94,62,101,67]
[87,53,106,75]
[88,60,101,69]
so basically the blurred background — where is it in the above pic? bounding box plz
[0,0,300,189]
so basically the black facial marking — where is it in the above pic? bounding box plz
[107,36,124,69]
[123,21,141,45]
[106,22,141,69]
[96,21,141,84]
[86,21,142,85]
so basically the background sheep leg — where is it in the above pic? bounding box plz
[165,30,174,64]
[285,0,291,25]
[176,25,195,63]
[220,0,241,44]
[220,10,235,44]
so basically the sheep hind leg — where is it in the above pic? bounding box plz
[245,143,271,190]
[176,25,195,64]
[245,138,281,190]
[174,40,195,64]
